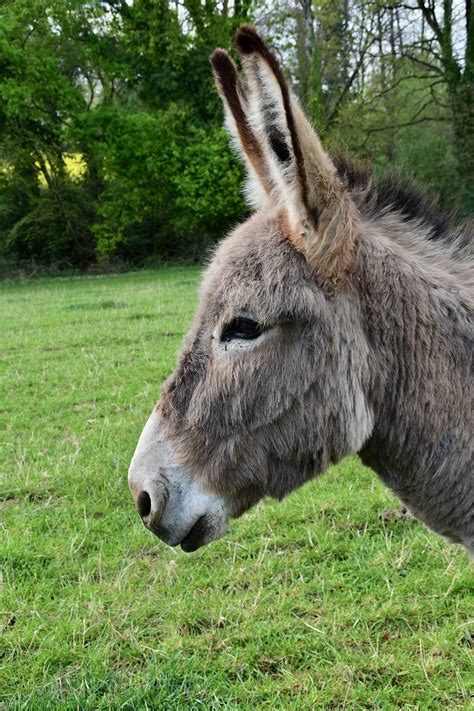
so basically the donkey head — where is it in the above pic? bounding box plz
[128,26,374,551]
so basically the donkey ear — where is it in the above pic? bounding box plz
[235,25,360,282]
[210,49,273,208]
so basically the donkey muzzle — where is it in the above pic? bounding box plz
[128,409,229,551]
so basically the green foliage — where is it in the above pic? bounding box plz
[172,126,248,256]
[329,72,461,212]
[84,108,246,262]
[0,0,248,268]
[6,179,96,265]
[0,0,98,264]
[1,268,472,708]
[0,0,471,270]
[88,107,180,261]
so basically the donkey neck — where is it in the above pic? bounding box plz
[355,226,473,544]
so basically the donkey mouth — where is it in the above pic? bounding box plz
[180,515,210,553]
[145,515,211,551]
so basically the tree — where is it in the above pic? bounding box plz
[254,0,471,215]
[410,0,473,211]
[0,0,470,271]
[0,0,99,264]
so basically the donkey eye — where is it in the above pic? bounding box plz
[221,317,263,342]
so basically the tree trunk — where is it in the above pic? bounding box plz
[440,0,473,213]
[450,83,474,213]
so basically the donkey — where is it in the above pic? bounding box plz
[129,26,473,556]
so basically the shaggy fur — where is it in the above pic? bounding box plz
[154,27,473,552]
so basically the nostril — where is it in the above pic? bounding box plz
[137,490,152,518]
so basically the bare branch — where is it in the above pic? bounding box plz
[324,37,377,129]
[415,0,443,43]
[399,51,444,74]
[371,74,444,98]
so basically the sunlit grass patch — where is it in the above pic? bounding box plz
[0,267,472,709]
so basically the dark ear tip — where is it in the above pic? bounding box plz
[210,48,227,63]
[235,24,266,56]
[210,49,239,86]
[210,48,229,69]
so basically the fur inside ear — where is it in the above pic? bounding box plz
[211,27,360,283]
[234,26,310,224]
[234,25,360,283]
[210,49,273,207]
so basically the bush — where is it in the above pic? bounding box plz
[0,170,95,266]
[171,126,247,258]
[91,108,246,263]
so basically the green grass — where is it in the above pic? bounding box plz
[1,267,472,710]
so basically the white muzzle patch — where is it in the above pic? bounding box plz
[128,409,229,551]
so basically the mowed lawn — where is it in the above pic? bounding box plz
[1,267,472,710]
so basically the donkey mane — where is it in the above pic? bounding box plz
[333,154,473,269]
[333,155,447,239]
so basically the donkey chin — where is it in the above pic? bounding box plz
[128,409,230,552]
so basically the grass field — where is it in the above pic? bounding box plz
[1,267,472,709]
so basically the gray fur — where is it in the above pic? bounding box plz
[158,208,473,552]
[130,27,473,554]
